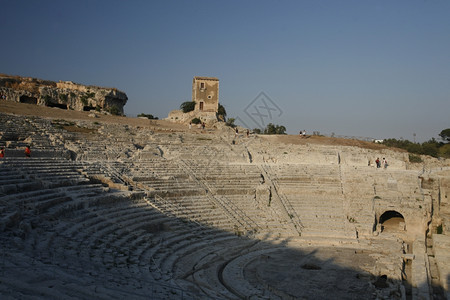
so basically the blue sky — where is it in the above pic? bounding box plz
[1,0,449,142]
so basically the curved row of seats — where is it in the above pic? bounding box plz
[1,112,424,298]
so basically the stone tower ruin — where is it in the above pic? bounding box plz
[192,76,219,113]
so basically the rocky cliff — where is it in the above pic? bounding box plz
[0,74,127,115]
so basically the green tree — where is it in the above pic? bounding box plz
[264,123,286,135]
[439,128,450,142]
[422,139,439,157]
[180,101,196,113]
[383,131,450,159]
[275,125,286,135]
[225,118,236,127]
[218,104,227,119]
[264,123,276,134]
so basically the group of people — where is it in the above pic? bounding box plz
[299,130,307,137]
[375,157,388,169]
[234,128,250,138]
[0,146,31,158]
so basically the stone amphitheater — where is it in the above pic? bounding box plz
[1,104,449,299]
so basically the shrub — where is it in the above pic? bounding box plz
[180,101,196,113]
[439,144,450,158]
[225,118,235,127]
[108,105,120,116]
[406,143,422,154]
[253,128,261,134]
[409,154,423,163]
[422,140,439,157]
[138,113,158,120]
[191,118,201,124]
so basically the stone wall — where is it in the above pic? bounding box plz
[166,109,218,125]
[0,74,127,114]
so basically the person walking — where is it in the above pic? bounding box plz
[25,146,31,158]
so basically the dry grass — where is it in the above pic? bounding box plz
[260,133,390,151]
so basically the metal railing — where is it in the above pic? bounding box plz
[259,165,303,235]
[177,159,261,235]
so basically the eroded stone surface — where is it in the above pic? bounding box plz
[0,74,127,114]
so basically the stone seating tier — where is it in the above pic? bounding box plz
[1,111,447,299]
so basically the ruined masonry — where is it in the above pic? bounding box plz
[0,110,450,299]
[167,76,220,125]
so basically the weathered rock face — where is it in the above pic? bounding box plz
[0,74,128,115]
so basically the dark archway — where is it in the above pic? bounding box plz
[47,102,67,109]
[83,106,95,111]
[379,210,405,232]
[19,95,37,104]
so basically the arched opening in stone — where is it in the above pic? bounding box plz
[83,106,95,111]
[19,95,37,104]
[46,102,67,109]
[373,274,389,288]
[379,210,405,232]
